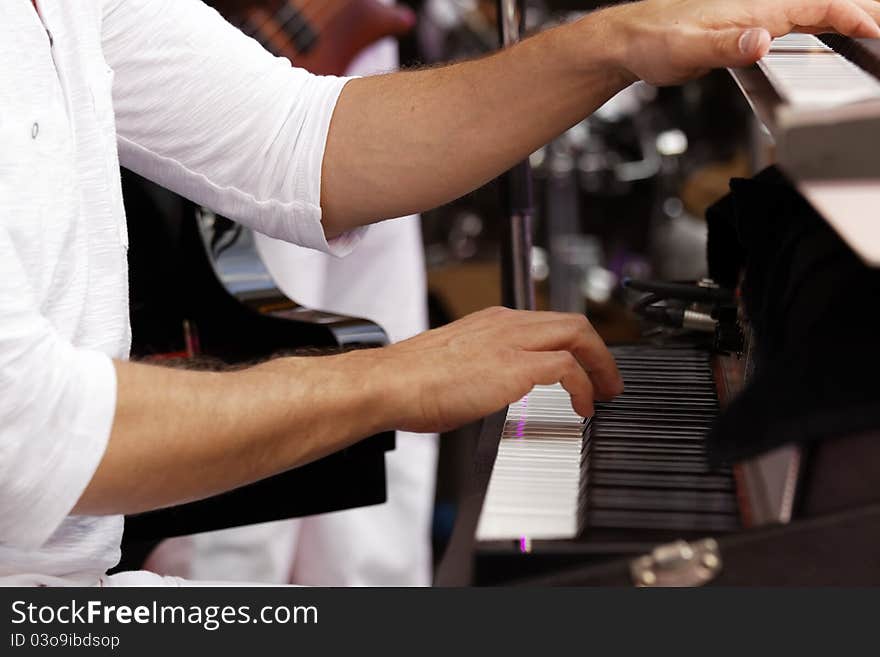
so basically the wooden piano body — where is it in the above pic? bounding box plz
[437,34,880,586]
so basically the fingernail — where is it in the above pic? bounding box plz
[739,29,763,56]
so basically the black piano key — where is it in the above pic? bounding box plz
[479,343,741,541]
[590,488,739,514]
[589,471,734,491]
[595,427,714,439]
[590,456,722,475]
[591,412,717,426]
[580,344,740,535]
[819,34,880,82]
[587,509,741,532]
[591,440,707,454]
[594,399,718,410]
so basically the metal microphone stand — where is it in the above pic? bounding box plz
[496,0,536,310]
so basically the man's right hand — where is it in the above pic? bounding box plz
[343,307,623,434]
[601,0,880,87]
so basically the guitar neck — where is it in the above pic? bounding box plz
[210,0,410,76]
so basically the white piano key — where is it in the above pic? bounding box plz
[759,34,880,108]
[476,347,735,541]
[477,383,587,541]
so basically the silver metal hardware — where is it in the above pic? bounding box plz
[682,309,718,332]
[497,0,535,311]
[510,211,535,310]
[630,538,722,587]
[498,0,521,47]
[31,122,39,139]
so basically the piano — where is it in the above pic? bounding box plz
[436,34,880,586]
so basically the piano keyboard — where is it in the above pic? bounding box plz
[758,34,880,108]
[476,346,739,542]
[476,382,586,540]
[728,34,880,265]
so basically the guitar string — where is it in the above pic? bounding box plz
[284,0,340,34]
[245,0,349,48]
[229,0,335,45]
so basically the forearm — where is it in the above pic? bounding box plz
[320,11,630,235]
[74,354,384,516]
[321,0,880,236]
[73,305,627,517]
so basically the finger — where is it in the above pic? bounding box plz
[737,28,772,62]
[525,351,596,417]
[468,309,623,399]
[511,314,623,400]
[708,27,772,67]
[557,352,596,417]
[824,0,880,36]
[569,329,623,401]
[787,0,880,38]
[853,0,880,30]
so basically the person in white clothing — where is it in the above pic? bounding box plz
[1,0,872,586]
[148,25,439,587]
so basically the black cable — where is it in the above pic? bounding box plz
[623,277,733,303]
[632,292,663,314]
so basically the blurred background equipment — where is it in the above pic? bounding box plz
[495,0,537,310]
[411,0,750,334]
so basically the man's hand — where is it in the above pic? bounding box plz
[603,0,880,86]
[345,306,623,433]
[77,308,619,516]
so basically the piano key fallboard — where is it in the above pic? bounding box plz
[476,345,740,543]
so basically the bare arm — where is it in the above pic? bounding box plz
[75,355,378,515]
[321,16,628,233]
[320,0,880,235]
[75,308,621,515]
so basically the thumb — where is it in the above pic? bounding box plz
[712,27,772,67]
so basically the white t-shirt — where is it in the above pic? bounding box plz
[0,0,358,585]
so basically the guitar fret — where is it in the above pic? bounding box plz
[274,2,318,54]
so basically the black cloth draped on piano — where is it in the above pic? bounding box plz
[706,166,880,463]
